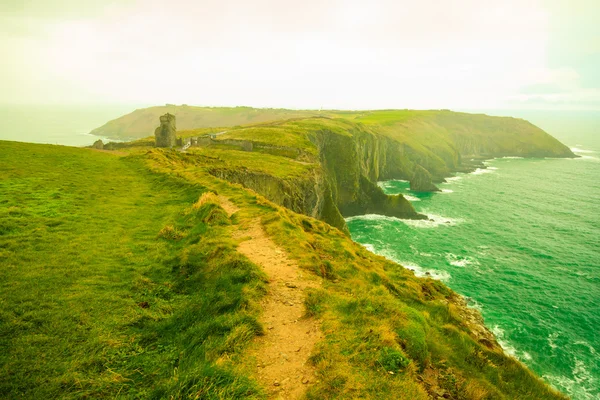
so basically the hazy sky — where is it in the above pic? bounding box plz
[2,0,599,109]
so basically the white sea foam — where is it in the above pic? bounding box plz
[500,156,524,159]
[445,176,462,182]
[472,167,495,175]
[361,243,376,253]
[345,214,395,223]
[346,213,461,228]
[441,189,454,193]
[574,340,598,356]
[400,261,451,282]
[491,325,539,363]
[544,359,597,400]
[571,147,596,154]
[574,155,600,162]
[403,194,421,202]
[548,332,559,350]
[491,325,518,358]
[401,213,462,228]
[445,253,479,268]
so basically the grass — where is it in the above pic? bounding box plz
[186,146,316,179]
[219,125,318,155]
[0,141,266,399]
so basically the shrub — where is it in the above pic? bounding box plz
[378,347,410,372]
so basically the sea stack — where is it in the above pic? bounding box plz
[409,164,441,192]
[154,113,177,148]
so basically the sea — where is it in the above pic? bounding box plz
[348,110,600,399]
[0,104,141,146]
[2,106,598,399]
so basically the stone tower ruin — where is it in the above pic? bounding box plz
[154,113,177,148]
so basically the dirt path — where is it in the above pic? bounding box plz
[218,196,321,399]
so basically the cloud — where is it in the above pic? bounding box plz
[509,67,600,109]
[4,0,583,109]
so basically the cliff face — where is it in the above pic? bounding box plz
[207,166,349,234]
[308,123,425,221]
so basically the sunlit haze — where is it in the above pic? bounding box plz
[2,0,599,109]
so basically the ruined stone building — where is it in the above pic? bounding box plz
[154,113,177,147]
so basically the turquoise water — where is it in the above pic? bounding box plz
[348,137,600,398]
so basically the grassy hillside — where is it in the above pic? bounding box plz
[90,105,320,140]
[91,107,574,162]
[0,140,567,399]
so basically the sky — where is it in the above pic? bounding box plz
[1,0,599,110]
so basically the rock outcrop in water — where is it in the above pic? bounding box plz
[410,165,440,192]
[154,113,177,148]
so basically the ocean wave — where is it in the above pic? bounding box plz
[574,340,598,356]
[441,189,454,193]
[377,179,409,187]
[346,213,462,228]
[361,243,376,253]
[491,325,536,363]
[401,214,462,228]
[370,247,451,282]
[491,325,519,358]
[548,332,559,350]
[543,359,598,400]
[472,168,496,175]
[574,155,600,162]
[571,147,596,154]
[499,156,524,159]
[345,214,399,223]
[445,253,479,268]
[400,261,451,282]
[444,176,462,182]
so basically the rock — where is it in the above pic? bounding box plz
[273,381,280,386]
[301,377,310,384]
[138,301,149,309]
[92,139,104,150]
[285,282,297,288]
[410,165,441,192]
[154,113,177,148]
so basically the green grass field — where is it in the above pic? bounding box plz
[0,142,266,398]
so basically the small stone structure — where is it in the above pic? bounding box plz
[154,113,177,148]
[181,136,253,152]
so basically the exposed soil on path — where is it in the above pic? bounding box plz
[218,196,321,399]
